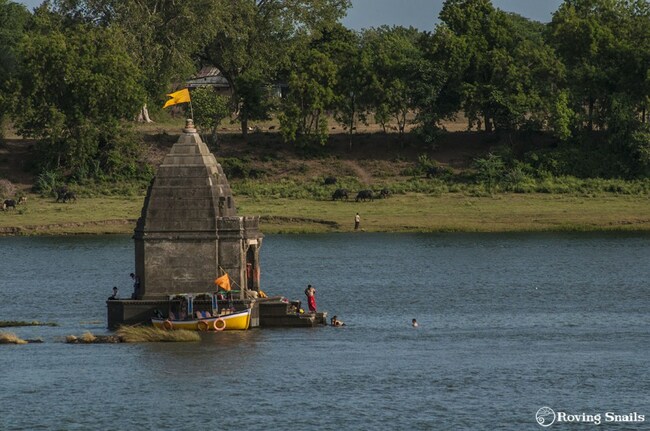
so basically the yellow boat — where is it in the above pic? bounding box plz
[151,290,251,331]
[152,308,251,331]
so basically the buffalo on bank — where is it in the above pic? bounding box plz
[331,188,390,202]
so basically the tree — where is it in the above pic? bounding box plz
[201,0,350,139]
[321,24,371,149]
[279,48,337,146]
[191,87,230,146]
[11,7,145,179]
[439,0,507,132]
[437,1,566,133]
[51,0,221,122]
[549,0,650,132]
[410,25,465,143]
[363,26,423,142]
[473,153,505,192]
[0,0,30,139]
[490,16,565,131]
[607,93,650,177]
[548,0,650,177]
[549,90,577,142]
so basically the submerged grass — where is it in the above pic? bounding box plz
[0,332,28,344]
[65,332,104,344]
[64,326,199,343]
[0,320,58,327]
[116,326,200,343]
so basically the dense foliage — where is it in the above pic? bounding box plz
[0,0,29,140]
[10,6,146,180]
[0,0,649,185]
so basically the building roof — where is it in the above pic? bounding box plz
[186,67,230,89]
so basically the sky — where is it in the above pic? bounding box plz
[342,0,565,30]
[16,0,565,30]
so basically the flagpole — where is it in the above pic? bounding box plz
[189,99,194,121]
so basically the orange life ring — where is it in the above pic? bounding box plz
[213,318,226,331]
[197,320,209,331]
[163,320,173,330]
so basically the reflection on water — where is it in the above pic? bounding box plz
[136,330,265,377]
[1,233,649,430]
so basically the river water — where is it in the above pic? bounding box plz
[1,233,649,430]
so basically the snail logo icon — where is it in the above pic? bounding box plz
[536,407,556,427]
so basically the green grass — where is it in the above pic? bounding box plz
[0,194,142,235]
[2,192,650,235]
[239,193,650,233]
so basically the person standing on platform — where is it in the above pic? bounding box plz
[130,273,141,299]
[354,213,360,230]
[305,284,317,313]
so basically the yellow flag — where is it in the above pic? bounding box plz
[214,274,231,291]
[163,88,191,108]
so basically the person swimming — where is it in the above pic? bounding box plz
[331,315,345,327]
[412,318,418,327]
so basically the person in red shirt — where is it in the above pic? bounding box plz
[304,284,317,312]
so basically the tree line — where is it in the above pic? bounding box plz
[0,0,649,183]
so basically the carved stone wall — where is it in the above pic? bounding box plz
[133,120,263,300]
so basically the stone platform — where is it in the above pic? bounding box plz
[107,297,327,329]
[258,299,328,327]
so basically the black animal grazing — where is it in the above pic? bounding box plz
[355,190,373,202]
[323,176,337,185]
[3,199,16,210]
[62,191,77,203]
[56,187,68,203]
[332,188,348,201]
[379,188,391,199]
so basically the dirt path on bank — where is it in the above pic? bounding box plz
[343,160,373,185]
[0,140,36,189]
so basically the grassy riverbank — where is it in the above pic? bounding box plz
[1,193,649,235]
[4,118,650,235]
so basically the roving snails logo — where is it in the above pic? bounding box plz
[536,407,556,427]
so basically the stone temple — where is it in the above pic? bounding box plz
[133,119,263,300]
[107,119,326,329]
[107,119,264,328]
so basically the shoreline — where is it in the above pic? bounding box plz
[4,223,650,236]
[1,193,650,236]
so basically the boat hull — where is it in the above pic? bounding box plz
[152,309,251,331]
